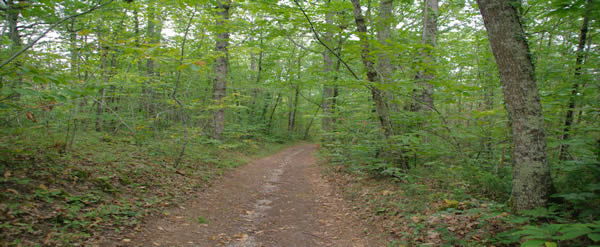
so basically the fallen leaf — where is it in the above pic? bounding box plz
[411,216,422,223]
[26,112,38,122]
[6,189,19,195]
[233,233,249,241]
[381,190,393,196]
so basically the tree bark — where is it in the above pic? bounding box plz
[350,0,394,138]
[477,0,554,211]
[411,0,437,113]
[559,0,591,160]
[212,0,231,139]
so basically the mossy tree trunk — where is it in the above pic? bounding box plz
[477,0,554,211]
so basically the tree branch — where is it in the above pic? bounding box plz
[292,0,360,80]
[0,0,113,69]
[278,22,320,54]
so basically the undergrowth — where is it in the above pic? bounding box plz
[0,127,291,246]
[320,133,600,247]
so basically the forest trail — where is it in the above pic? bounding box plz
[107,144,381,247]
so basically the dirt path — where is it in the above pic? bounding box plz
[108,144,382,247]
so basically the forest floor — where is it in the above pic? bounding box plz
[98,144,385,247]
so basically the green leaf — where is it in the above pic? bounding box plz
[521,240,546,247]
[588,233,600,242]
[555,224,592,240]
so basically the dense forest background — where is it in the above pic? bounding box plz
[0,0,599,246]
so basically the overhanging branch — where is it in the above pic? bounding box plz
[292,0,360,80]
[0,0,113,69]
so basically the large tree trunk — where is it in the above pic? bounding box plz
[477,0,553,211]
[559,0,591,160]
[377,0,402,114]
[411,0,437,113]
[376,0,409,168]
[212,0,231,139]
[350,0,394,138]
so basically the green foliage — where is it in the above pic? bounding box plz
[0,0,598,245]
[0,124,291,245]
[510,222,600,246]
[197,216,208,224]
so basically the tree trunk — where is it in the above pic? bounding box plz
[377,0,394,94]
[7,0,23,99]
[288,86,299,132]
[248,31,264,124]
[559,0,591,160]
[68,18,79,78]
[212,0,231,139]
[321,8,334,132]
[133,8,143,72]
[477,0,554,211]
[411,0,437,113]
[146,1,156,77]
[145,0,161,116]
[350,0,394,138]
[6,0,22,48]
[268,93,281,133]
